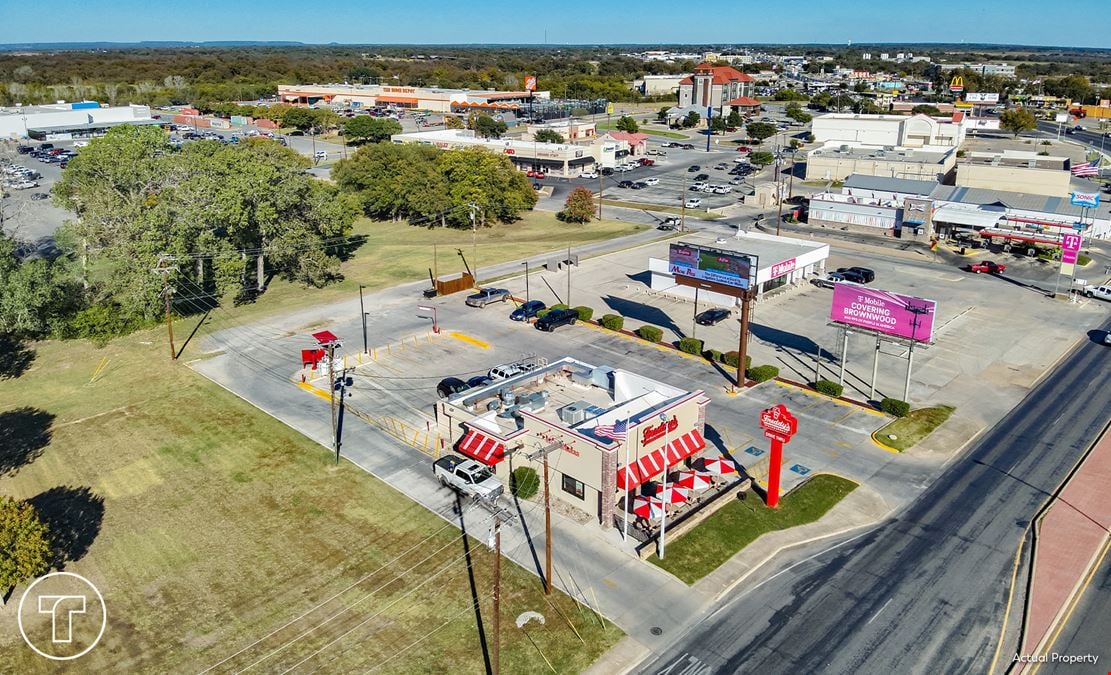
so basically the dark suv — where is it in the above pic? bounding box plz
[535,308,578,332]
[436,377,469,399]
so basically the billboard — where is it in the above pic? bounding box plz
[668,243,757,292]
[1070,192,1101,208]
[966,92,1000,103]
[524,75,537,92]
[830,285,937,342]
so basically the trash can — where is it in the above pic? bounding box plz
[959,246,966,255]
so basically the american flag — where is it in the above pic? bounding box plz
[594,418,628,441]
[1072,158,1101,177]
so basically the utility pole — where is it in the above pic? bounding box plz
[523,261,531,303]
[493,515,501,675]
[527,442,561,595]
[775,148,784,236]
[359,284,368,355]
[328,341,339,463]
[152,255,178,360]
[566,241,572,307]
[680,172,688,231]
[468,203,479,285]
[597,170,603,219]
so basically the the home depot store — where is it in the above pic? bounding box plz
[436,357,711,528]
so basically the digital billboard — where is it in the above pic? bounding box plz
[668,243,757,291]
[830,285,937,343]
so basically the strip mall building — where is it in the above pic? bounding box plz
[436,357,710,528]
[276,83,548,114]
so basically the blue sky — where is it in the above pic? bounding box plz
[1,0,1107,48]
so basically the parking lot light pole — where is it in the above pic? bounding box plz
[359,285,368,355]
[522,261,530,302]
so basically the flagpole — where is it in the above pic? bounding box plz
[622,425,631,542]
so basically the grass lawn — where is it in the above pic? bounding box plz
[205,210,647,325]
[0,334,621,672]
[595,122,688,139]
[873,405,956,452]
[649,475,858,584]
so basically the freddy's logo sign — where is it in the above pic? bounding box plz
[760,404,797,444]
[642,416,679,445]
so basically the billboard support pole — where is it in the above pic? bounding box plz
[692,286,700,340]
[903,343,914,403]
[838,327,849,386]
[736,290,753,390]
[813,345,821,385]
[869,337,881,401]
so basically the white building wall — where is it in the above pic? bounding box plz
[0,104,153,138]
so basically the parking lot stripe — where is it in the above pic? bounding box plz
[449,331,490,349]
[773,379,886,417]
[297,381,331,401]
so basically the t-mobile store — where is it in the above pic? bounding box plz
[435,357,712,528]
[648,230,830,305]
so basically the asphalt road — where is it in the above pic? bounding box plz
[638,317,1111,675]
[1040,547,1111,671]
[1037,120,1111,180]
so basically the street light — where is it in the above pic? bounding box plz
[417,304,439,334]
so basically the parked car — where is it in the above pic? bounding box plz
[811,272,848,289]
[510,300,546,321]
[466,375,493,388]
[488,363,527,380]
[694,174,710,181]
[642,177,659,186]
[657,217,681,231]
[1078,284,1111,301]
[845,266,875,283]
[433,455,504,500]
[580,171,598,179]
[535,308,579,332]
[684,198,703,208]
[638,158,655,166]
[687,165,700,172]
[465,287,512,307]
[618,180,634,188]
[714,163,728,170]
[835,268,868,284]
[30,192,49,201]
[436,377,470,399]
[968,261,1006,274]
[526,170,545,179]
[695,308,731,325]
[737,146,753,153]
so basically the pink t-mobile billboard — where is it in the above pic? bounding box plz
[830,284,937,343]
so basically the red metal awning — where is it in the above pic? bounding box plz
[978,230,1061,246]
[311,330,340,345]
[457,429,507,466]
[617,429,707,491]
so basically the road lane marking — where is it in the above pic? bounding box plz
[867,597,893,625]
[297,381,331,401]
[449,331,490,349]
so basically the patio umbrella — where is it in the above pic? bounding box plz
[700,457,738,476]
[632,496,665,520]
[654,484,690,505]
[675,470,713,491]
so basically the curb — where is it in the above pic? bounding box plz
[868,431,901,454]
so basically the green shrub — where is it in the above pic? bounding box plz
[721,351,752,370]
[636,325,663,342]
[815,379,844,397]
[510,467,539,500]
[572,306,594,321]
[550,304,569,312]
[535,309,550,319]
[880,398,911,417]
[678,337,704,355]
[59,303,150,347]
[746,364,779,383]
[600,314,624,330]
[704,348,723,362]
[1078,254,1092,266]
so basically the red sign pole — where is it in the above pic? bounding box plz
[767,438,784,508]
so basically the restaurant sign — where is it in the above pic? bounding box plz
[641,416,678,445]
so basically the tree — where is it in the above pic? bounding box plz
[682,111,701,128]
[471,114,507,139]
[534,128,565,144]
[1000,108,1037,137]
[615,116,639,133]
[746,121,777,143]
[0,232,78,339]
[281,107,317,131]
[749,151,775,167]
[726,110,743,127]
[343,116,402,144]
[559,187,595,223]
[773,88,809,102]
[656,106,670,122]
[784,103,812,124]
[0,496,51,596]
[444,115,464,129]
[1043,75,1094,104]
[911,104,942,116]
[710,116,728,134]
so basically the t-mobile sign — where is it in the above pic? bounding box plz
[1060,232,1083,265]
[830,285,937,343]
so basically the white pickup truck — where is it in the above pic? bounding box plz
[433,455,504,501]
[1077,282,1111,301]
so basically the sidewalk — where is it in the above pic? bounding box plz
[1017,429,1111,672]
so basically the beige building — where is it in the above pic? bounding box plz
[436,357,710,528]
[523,119,597,142]
[678,63,756,116]
[805,142,957,182]
[391,128,601,177]
[955,150,1071,198]
[812,112,968,148]
[276,83,547,113]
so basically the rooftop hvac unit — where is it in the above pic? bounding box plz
[500,389,516,407]
[558,400,593,425]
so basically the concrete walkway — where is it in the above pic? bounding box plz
[1018,429,1111,671]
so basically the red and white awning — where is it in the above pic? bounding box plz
[457,429,506,466]
[617,429,707,491]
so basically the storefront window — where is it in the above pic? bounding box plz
[561,475,585,500]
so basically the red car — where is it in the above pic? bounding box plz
[969,261,1006,274]
[736,146,752,153]
[526,170,545,179]
[638,158,655,166]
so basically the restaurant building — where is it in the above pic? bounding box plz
[276,83,547,113]
[436,357,711,529]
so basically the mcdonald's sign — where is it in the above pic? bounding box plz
[949,76,964,93]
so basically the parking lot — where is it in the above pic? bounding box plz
[1,140,72,254]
